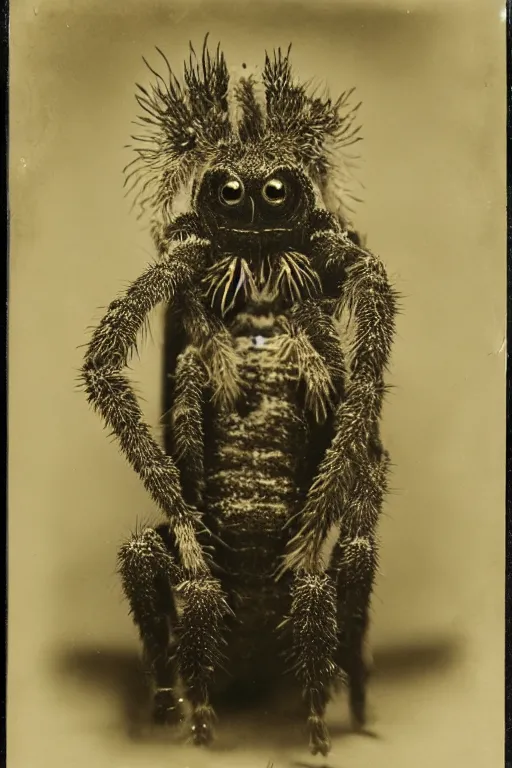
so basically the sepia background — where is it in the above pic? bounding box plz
[8,0,506,766]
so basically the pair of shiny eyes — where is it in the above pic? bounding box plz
[218,178,287,207]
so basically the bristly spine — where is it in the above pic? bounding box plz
[124,36,363,224]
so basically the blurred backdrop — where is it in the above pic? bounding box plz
[9,1,505,766]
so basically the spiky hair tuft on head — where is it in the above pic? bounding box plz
[124,36,362,222]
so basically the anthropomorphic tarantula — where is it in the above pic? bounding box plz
[81,38,398,757]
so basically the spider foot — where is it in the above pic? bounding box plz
[349,676,368,732]
[190,704,216,746]
[152,688,184,726]
[350,698,367,732]
[308,714,331,756]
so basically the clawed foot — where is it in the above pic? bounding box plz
[190,704,216,746]
[152,688,184,726]
[350,702,367,732]
[308,714,331,756]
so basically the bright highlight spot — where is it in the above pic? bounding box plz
[500,6,506,21]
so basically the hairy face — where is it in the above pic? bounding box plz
[195,147,320,315]
[195,147,321,317]
[194,150,317,252]
[126,39,362,230]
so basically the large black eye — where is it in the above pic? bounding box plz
[219,179,244,207]
[262,178,287,206]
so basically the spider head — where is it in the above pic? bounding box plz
[196,146,323,317]
[194,145,317,251]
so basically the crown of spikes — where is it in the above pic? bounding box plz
[124,36,362,220]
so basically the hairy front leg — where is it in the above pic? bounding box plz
[81,238,231,742]
[277,212,396,752]
[151,214,244,411]
[81,238,211,572]
[281,214,398,573]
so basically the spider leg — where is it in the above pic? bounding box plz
[151,213,204,254]
[180,288,243,411]
[168,348,235,744]
[284,439,389,753]
[175,577,232,745]
[289,300,346,398]
[81,239,233,743]
[284,571,340,756]
[118,525,232,742]
[276,219,395,753]
[81,239,211,574]
[153,214,244,411]
[330,442,390,730]
[275,299,346,424]
[117,525,183,724]
[281,224,397,573]
[170,344,208,508]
